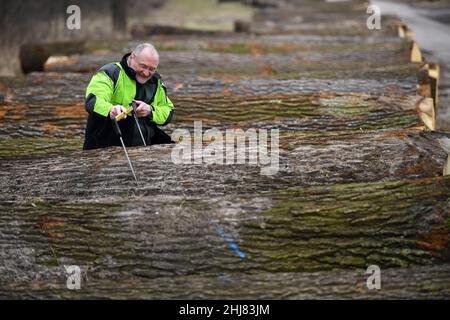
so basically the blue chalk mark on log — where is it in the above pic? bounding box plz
[216,226,246,259]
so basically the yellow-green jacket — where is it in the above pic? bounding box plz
[83,53,174,149]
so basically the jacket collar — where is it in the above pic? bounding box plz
[120,52,137,80]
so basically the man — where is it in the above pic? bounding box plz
[83,43,174,150]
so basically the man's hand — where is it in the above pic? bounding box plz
[109,105,128,119]
[133,100,152,118]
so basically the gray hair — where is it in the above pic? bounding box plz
[133,43,159,60]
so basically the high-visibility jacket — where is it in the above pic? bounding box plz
[83,53,174,150]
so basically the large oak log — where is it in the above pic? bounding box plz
[0,176,449,298]
[42,41,415,80]
[19,41,86,74]
[1,264,450,299]
[0,128,448,198]
[1,0,448,300]
[131,25,232,38]
[248,0,401,36]
[166,77,418,96]
[0,88,423,136]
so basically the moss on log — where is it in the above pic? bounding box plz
[1,176,449,298]
[1,0,448,299]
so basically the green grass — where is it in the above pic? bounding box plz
[128,0,254,32]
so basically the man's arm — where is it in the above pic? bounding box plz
[151,80,175,126]
[85,71,115,117]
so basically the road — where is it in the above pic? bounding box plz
[372,0,450,129]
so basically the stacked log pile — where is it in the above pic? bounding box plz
[1,0,449,298]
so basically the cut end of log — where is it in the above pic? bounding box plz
[398,23,415,40]
[398,25,406,38]
[19,41,86,74]
[43,56,77,71]
[416,97,436,131]
[417,63,440,109]
[411,41,422,63]
[428,63,440,80]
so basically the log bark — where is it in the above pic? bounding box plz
[1,0,448,299]
[1,264,450,299]
[1,176,450,298]
[42,42,414,80]
[130,25,232,38]
[19,41,86,74]
[1,88,423,137]
[0,92,431,149]
[0,128,448,198]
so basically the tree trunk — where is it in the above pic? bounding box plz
[1,0,449,299]
[0,176,449,298]
[111,0,127,38]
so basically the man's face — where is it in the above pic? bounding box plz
[129,50,159,84]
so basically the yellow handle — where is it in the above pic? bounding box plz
[115,106,133,121]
